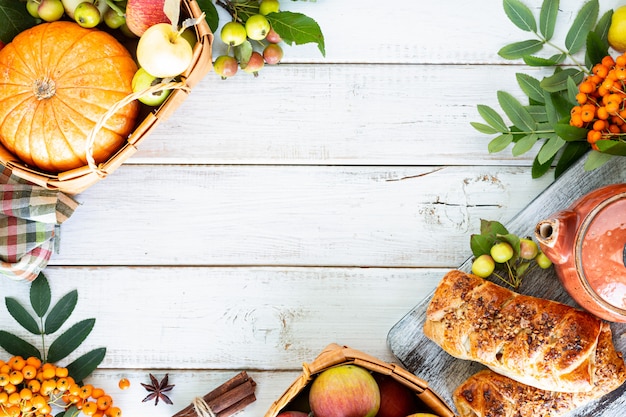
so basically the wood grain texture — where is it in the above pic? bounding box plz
[388,155,626,416]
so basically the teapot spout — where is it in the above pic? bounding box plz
[535,210,576,265]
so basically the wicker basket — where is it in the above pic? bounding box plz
[0,0,213,195]
[265,343,456,417]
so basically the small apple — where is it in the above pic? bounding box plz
[213,55,238,79]
[220,21,247,47]
[136,23,193,78]
[74,2,101,28]
[265,27,282,44]
[245,14,270,40]
[38,0,65,22]
[132,68,171,106]
[309,365,380,417]
[62,0,91,19]
[26,0,41,18]
[242,51,264,76]
[276,412,308,417]
[103,7,126,29]
[374,375,417,417]
[263,43,283,65]
[180,27,197,48]
[125,0,171,37]
[259,0,279,15]
[519,238,539,260]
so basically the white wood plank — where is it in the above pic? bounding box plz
[133,64,550,165]
[49,165,553,266]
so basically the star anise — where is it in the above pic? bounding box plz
[141,373,175,406]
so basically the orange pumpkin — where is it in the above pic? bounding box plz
[0,21,140,173]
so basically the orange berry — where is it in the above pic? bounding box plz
[79,384,93,399]
[82,401,99,416]
[606,101,620,114]
[0,373,10,387]
[593,119,606,131]
[581,108,596,122]
[8,357,24,371]
[602,55,616,67]
[575,92,588,104]
[597,106,610,120]
[7,392,20,405]
[570,113,584,128]
[96,395,112,410]
[19,388,33,400]
[21,365,37,380]
[105,406,122,417]
[31,394,47,410]
[39,403,52,415]
[40,380,56,396]
[3,383,16,394]
[609,123,622,134]
[0,365,10,375]
[91,387,105,399]
[594,64,609,78]
[587,130,602,143]
[8,371,23,386]
[0,392,8,405]
[41,365,55,380]
[56,377,70,392]
[55,367,68,378]
[69,383,81,396]
[117,378,130,390]
[25,357,41,369]
[579,80,595,94]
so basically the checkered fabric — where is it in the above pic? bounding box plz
[0,167,78,281]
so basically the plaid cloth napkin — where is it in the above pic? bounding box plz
[0,167,78,281]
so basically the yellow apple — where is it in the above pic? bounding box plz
[136,23,193,78]
[131,68,171,106]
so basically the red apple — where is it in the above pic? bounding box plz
[277,412,308,417]
[125,0,171,37]
[309,365,380,417]
[374,375,417,417]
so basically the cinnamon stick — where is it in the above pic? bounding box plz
[172,371,257,417]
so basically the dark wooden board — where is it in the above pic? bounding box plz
[387,155,626,416]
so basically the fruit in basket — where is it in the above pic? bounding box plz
[0,21,139,173]
[126,0,171,37]
[38,0,65,21]
[277,412,308,417]
[132,68,171,106]
[136,23,194,77]
[221,21,247,47]
[404,414,439,417]
[374,374,417,417]
[104,7,127,29]
[609,6,626,52]
[62,0,88,19]
[245,14,271,40]
[74,2,102,28]
[309,365,380,417]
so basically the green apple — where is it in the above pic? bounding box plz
[136,23,194,78]
[38,0,65,22]
[220,21,247,47]
[213,55,238,79]
[259,0,279,15]
[181,27,197,49]
[62,0,91,19]
[471,254,495,278]
[103,7,126,29]
[132,68,171,106]
[490,242,514,263]
[245,14,270,40]
[74,2,101,27]
[26,0,41,18]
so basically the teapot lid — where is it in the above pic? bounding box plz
[576,192,626,312]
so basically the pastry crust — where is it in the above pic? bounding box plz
[453,322,626,416]
[423,270,625,393]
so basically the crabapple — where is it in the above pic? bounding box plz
[263,43,283,65]
[221,21,247,47]
[132,68,171,106]
[242,51,265,76]
[472,254,495,278]
[535,252,553,269]
[38,0,65,21]
[519,238,539,260]
[213,55,238,79]
[74,2,101,27]
[26,0,41,18]
[259,0,279,15]
[490,242,514,263]
[104,7,126,29]
[245,14,270,40]
[265,27,282,43]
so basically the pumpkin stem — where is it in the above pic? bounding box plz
[33,77,56,100]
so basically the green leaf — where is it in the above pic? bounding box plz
[66,348,106,383]
[527,105,548,122]
[566,76,578,103]
[471,122,499,134]
[594,9,612,41]
[555,142,588,177]
[512,133,538,156]
[45,290,78,335]
[543,91,559,125]
[503,0,537,32]
[565,0,598,54]
[498,39,544,59]
[537,133,565,164]
[539,0,559,40]
[196,0,219,33]
[596,139,626,156]
[497,233,521,255]
[0,331,41,360]
[0,0,37,44]
[532,151,555,178]
[470,234,494,257]
[5,298,40,335]
[481,219,509,237]
[497,91,536,132]
[585,30,609,69]
[522,54,565,66]
[477,104,509,131]
[516,73,544,103]
[554,123,587,141]
[234,40,253,67]
[488,133,514,153]
[584,150,613,170]
[540,68,584,92]
[30,273,51,318]
[267,11,325,56]
[47,319,95,363]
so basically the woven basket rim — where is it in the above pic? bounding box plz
[0,0,213,195]
[264,343,457,417]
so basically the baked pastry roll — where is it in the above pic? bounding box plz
[423,270,625,393]
[453,322,625,416]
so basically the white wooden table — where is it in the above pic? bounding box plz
[1,0,622,416]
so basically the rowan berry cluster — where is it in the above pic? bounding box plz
[570,53,626,150]
[0,356,120,417]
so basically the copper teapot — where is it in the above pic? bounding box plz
[535,183,626,322]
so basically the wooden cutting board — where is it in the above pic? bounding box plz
[387,154,626,416]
